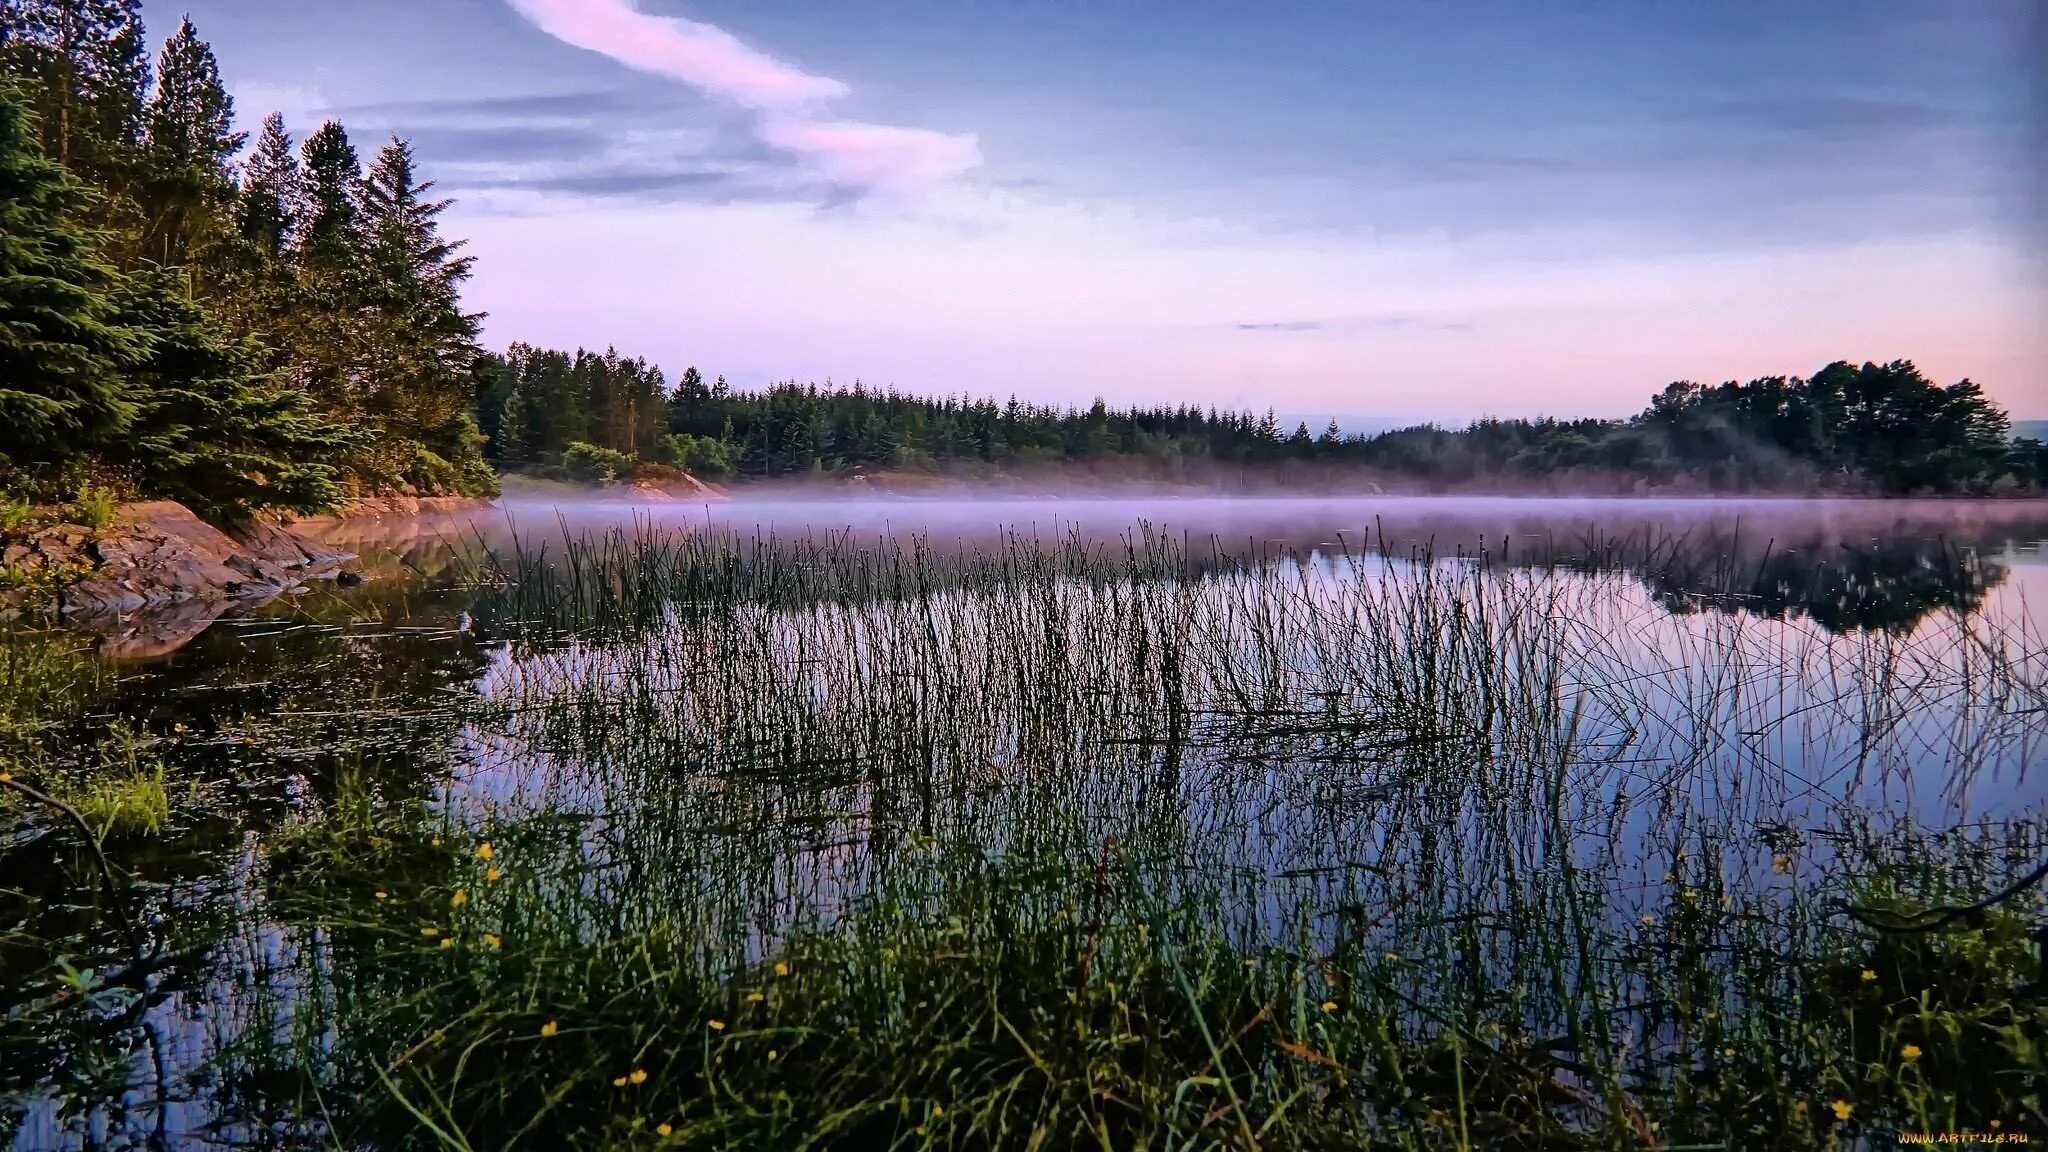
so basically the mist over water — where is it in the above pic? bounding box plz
[319,493,2048,637]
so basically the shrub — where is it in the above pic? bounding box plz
[659,433,735,480]
[561,442,635,485]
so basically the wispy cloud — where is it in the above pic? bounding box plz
[1236,316,1475,335]
[756,116,981,190]
[1236,320,1327,332]
[505,0,844,108]
[503,0,978,199]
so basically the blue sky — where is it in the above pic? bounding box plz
[181,0,2043,419]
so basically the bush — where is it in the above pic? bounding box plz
[561,442,636,485]
[659,433,735,480]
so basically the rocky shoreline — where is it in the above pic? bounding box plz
[1,497,498,655]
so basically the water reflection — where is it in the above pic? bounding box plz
[329,496,2048,637]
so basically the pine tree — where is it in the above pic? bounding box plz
[294,119,360,272]
[0,0,148,193]
[111,269,351,520]
[137,14,241,266]
[0,89,145,486]
[673,365,704,403]
[355,136,488,488]
[496,378,530,466]
[217,110,301,337]
[359,137,478,360]
[235,114,298,257]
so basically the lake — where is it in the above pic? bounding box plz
[3,496,2045,1149]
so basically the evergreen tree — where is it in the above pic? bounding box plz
[110,270,352,520]
[354,136,488,488]
[0,0,148,193]
[496,379,530,466]
[235,111,298,259]
[294,119,359,272]
[0,88,144,487]
[359,137,478,361]
[137,14,241,266]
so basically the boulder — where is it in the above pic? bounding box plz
[0,501,354,621]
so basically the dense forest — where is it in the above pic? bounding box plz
[3,3,2043,524]
[0,1,492,522]
[476,346,2048,496]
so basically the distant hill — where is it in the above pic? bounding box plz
[2014,419,2048,442]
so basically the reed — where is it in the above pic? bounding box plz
[2,521,2043,1149]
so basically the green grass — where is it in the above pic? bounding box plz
[69,483,117,535]
[66,764,172,841]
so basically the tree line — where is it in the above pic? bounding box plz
[1,0,491,522]
[473,346,2046,495]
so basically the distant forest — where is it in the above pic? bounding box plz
[3,4,2043,525]
[478,346,2048,496]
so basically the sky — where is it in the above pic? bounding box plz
[180,0,2045,421]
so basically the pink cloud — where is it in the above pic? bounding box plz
[505,0,846,108]
[758,116,982,190]
[506,0,980,195]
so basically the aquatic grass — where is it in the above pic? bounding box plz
[4,520,2045,1148]
[215,796,2046,1150]
[66,764,172,840]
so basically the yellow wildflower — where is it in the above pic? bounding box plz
[420,926,439,938]
[747,991,765,1003]
[1901,1044,1922,1062]
[373,891,388,900]
[449,889,468,908]
[773,961,789,977]
[485,867,502,883]
[483,933,501,950]
[439,937,454,950]
[628,1068,648,1085]
[767,1049,778,1060]
[1319,1000,1338,1014]
[476,842,495,861]
[708,1019,726,1031]
[1772,855,1792,874]
[656,1123,673,1138]
[1830,1099,1853,1122]
[540,1020,559,1038]
[612,1076,627,1087]
[1859,969,1877,983]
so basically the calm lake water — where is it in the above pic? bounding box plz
[5,496,2046,1148]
